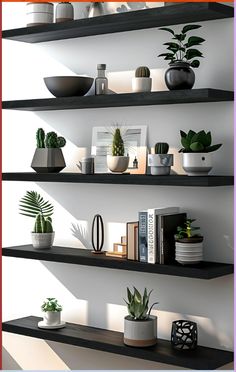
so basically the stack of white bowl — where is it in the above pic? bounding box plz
[175,241,203,265]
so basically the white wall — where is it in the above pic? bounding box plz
[2,2,234,370]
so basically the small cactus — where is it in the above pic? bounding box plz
[36,128,45,148]
[112,128,125,156]
[135,66,150,78]
[33,214,53,233]
[154,142,169,154]
[45,132,58,148]
[57,136,66,148]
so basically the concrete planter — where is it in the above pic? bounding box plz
[31,148,66,173]
[183,153,212,176]
[44,311,61,326]
[107,155,129,173]
[124,315,157,347]
[148,154,173,175]
[31,232,55,249]
[132,77,152,93]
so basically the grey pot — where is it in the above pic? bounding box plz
[31,232,55,249]
[124,315,157,347]
[148,154,173,175]
[31,148,66,173]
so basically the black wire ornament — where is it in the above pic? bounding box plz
[171,320,198,350]
[91,214,104,254]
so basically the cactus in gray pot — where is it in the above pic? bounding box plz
[154,142,169,154]
[45,132,58,148]
[34,214,53,233]
[36,128,45,148]
[112,128,125,156]
[135,66,150,78]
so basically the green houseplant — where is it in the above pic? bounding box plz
[107,128,129,173]
[132,66,152,93]
[148,142,173,175]
[31,128,66,173]
[41,298,63,327]
[19,191,55,249]
[124,287,158,347]
[179,130,222,176]
[158,24,205,90]
[175,218,203,265]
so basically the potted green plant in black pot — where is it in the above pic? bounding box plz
[158,24,205,90]
[175,218,203,265]
[179,130,222,176]
[124,287,158,347]
[19,191,54,249]
[31,128,66,173]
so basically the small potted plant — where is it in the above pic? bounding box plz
[175,218,203,265]
[19,191,54,249]
[132,66,152,93]
[31,128,66,173]
[40,298,64,327]
[158,24,205,90]
[124,287,158,347]
[179,130,222,176]
[148,142,173,175]
[107,128,129,173]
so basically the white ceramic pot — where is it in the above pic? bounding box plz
[44,311,61,325]
[107,155,129,173]
[31,232,55,249]
[182,153,212,176]
[26,2,54,27]
[175,241,203,265]
[124,315,157,347]
[148,154,173,175]
[132,77,152,93]
[56,2,74,23]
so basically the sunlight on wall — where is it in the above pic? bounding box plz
[106,222,126,251]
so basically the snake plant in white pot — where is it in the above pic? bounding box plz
[19,191,54,249]
[124,287,158,347]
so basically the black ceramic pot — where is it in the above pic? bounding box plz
[165,62,195,90]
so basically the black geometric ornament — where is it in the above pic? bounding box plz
[91,214,104,254]
[171,320,198,350]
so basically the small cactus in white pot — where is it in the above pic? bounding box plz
[107,128,129,173]
[124,287,158,347]
[19,191,55,249]
[148,142,173,175]
[132,66,152,93]
[41,298,62,326]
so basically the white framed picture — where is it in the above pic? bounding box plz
[91,126,147,174]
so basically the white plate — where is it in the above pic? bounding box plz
[38,320,66,329]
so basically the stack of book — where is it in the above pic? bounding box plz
[126,207,186,265]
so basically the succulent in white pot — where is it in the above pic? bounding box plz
[124,287,158,347]
[175,218,203,265]
[179,130,222,176]
[132,66,152,93]
[107,128,129,173]
[19,191,54,249]
[148,142,173,175]
[41,298,63,326]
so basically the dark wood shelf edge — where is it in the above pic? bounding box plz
[3,246,234,280]
[2,316,233,370]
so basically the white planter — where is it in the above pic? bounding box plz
[132,77,152,93]
[26,2,54,27]
[107,155,129,173]
[56,2,74,23]
[148,154,173,175]
[124,315,157,347]
[31,232,55,249]
[44,311,61,326]
[182,153,212,176]
[175,241,203,265]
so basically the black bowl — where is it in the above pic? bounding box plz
[44,76,94,97]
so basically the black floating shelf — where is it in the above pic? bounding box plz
[2,3,234,43]
[2,173,234,187]
[2,90,234,111]
[3,316,233,369]
[3,245,233,280]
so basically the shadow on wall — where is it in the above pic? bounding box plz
[2,347,22,370]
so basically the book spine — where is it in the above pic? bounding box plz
[138,211,148,262]
[147,209,156,264]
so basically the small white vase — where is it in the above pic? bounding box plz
[183,153,212,176]
[56,2,74,23]
[148,154,173,175]
[107,155,129,173]
[132,77,152,93]
[124,315,157,347]
[31,232,55,249]
[175,241,203,265]
[26,2,54,27]
[44,311,61,326]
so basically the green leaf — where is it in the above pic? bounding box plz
[127,288,132,303]
[190,60,200,68]
[190,142,205,152]
[187,130,196,143]
[181,137,191,150]
[163,42,179,49]
[158,53,174,57]
[185,49,203,60]
[173,33,186,42]
[205,144,222,153]
[185,36,205,48]
[182,24,202,34]
[159,27,175,35]
[180,130,187,138]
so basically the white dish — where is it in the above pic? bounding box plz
[38,320,66,329]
